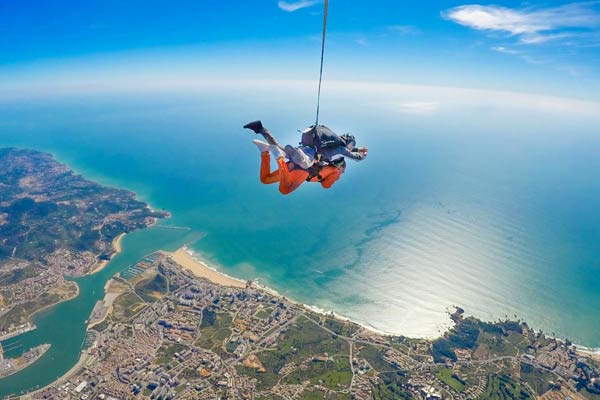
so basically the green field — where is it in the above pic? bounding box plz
[436,367,465,392]
[520,363,553,395]
[135,272,168,302]
[372,371,412,400]
[476,331,519,357]
[359,345,395,372]
[196,312,233,350]
[238,316,351,391]
[0,264,39,285]
[480,374,533,400]
[112,291,147,321]
[323,317,360,337]
[154,342,189,365]
[284,356,352,390]
[254,308,273,319]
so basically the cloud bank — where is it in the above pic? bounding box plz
[399,101,439,115]
[1,70,599,119]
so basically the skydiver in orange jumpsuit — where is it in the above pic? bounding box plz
[255,142,343,195]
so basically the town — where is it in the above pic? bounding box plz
[28,253,600,400]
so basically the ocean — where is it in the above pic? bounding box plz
[0,81,599,395]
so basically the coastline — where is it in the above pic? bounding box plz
[165,246,396,337]
[153,246,600,349]
[577,346,600,361]
[164,247,247,288]
[30,244,600,398]
[0,344,51,381]
[29,282,80,322]
[95,244,395,337]
[86,279,124,330]
[23,150,401,340]
[89,233,125,275]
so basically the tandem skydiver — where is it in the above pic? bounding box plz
[243,120,367,195]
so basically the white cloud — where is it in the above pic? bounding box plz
[491,46,521,55]
[491,46,543,64]
[277,0,321,12]
[443,2,600,44]
[399,101,440,115]
[519,32,575,44]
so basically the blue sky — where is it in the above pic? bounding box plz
[1,0,600,100]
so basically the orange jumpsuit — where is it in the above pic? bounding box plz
[259,151,341,195]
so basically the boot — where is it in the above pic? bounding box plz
[252,139,270,153]
[243,120,264,134]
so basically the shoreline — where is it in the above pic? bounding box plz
[165,246,398,338]
[0,344,51,381]
[89,233,125,275]
[164,246,600,350]
[28,282,80,322]
[575,346,600,361]
[20,352,93,400]
[164,247,247,288]
[86,279,123,330]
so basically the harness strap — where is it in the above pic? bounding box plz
[306,163,323,182]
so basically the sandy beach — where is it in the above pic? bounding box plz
[113,232,124,253]
[580,349,600,363]
[166,248,392,335]
[166,247,247,288]
[89,233,125,275]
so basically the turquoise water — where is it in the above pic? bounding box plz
[0,84,599,394]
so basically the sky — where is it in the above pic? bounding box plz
[1,0,600,101]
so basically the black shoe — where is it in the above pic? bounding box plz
[243,120,264,134]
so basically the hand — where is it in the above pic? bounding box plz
[357,147,368,156]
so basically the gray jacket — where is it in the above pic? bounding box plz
[319,145,366,162]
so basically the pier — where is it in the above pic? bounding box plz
[153,225,191,231]
[0,323,36,342]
